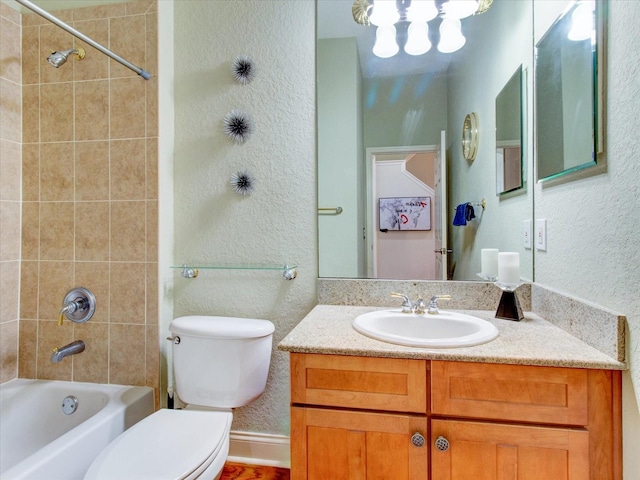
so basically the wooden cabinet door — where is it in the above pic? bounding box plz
[431,419,589,480]
[291,406,428,480]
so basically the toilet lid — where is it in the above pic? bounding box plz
[85,409,232,480]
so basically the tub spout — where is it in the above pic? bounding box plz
[51,340,85,363]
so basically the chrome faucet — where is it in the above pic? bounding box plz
[391,293,426,314]
[427,295,452,314]
[51,340,85,363]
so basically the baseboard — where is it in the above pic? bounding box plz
[227,431,291,468]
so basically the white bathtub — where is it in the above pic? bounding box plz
[0,378,154,480]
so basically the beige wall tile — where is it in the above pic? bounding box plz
[0,139,21,201]
[0,261,20,323]
[109,323,145,385]
[39,202,74,260]
[0,3,20,24]
[109,15,145,79]
[38,261,74,320]
[40,142,74,201]
[0,201,20,261]
[73,20,109,81]
[0,78,21,143]
[75,141,109,201]
[110,262,145,324]
[146,201,157,262]
[127,0,156,16]
[145,75,158,137]
[0,320,18,383]
[22,9,72,27]
[40,83,74,142]
[110,77,145,139]
[20,262,39,320]
[37,320,73,380]
[110,201,145,261]
[18,319,37,378]
[145,11,158,77]
[75,201,110,261]
[21,202,39,261]
[75,262,110,323]
[72,321,108,383]
[145,324,159,389]
[22,85,40,143]
[146,137,158,200]
[111,139,145,200]
[21,26,40,85]
[75,80,109,141]
[22,144,40,201]
[145,262,157,325]
[1,16,21,84]
[72,3,126,22]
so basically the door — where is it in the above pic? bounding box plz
[434,130,448,280]
[431,419,589,480]
[291,406,428,480]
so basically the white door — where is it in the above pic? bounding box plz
[434,130,448,280]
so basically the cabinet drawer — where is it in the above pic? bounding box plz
[431,361,588,426]
[291,353,427,413]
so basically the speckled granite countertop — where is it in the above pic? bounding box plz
[278,305,626,370]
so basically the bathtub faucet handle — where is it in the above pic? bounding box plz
[58,288,96,326]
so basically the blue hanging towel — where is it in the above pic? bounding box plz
[453,203,467,226]
[465,203,476,222]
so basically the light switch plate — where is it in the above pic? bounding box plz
[536,219,547,251]
[522,220,532,249]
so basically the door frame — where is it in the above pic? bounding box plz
[365,145,438,278]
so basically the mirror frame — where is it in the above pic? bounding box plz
[496,65,525,195]
[535,0,606,184]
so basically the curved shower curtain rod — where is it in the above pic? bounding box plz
[14,0,151,80]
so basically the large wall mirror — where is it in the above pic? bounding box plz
[496,65,525,195]
[318,0,534,282]
[535,0,603,182]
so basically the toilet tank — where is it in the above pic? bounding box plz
[169,316,274,408]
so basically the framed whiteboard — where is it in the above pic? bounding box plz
[378,197,431,231]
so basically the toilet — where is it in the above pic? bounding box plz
[84,315,274,480]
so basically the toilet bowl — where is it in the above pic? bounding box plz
[84,316,274,480]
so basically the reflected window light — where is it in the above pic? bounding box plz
[407,0,438,23]
[373,25,399,58]
[405,22,432,56]
[568,1,595,41]
[438,18,466,53]
[441,0,479,20]
[369,0,400,27]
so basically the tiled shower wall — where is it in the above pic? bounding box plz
[16,0,159,392]
[0,3,22,383]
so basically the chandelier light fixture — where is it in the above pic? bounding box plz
[352,0,493,58]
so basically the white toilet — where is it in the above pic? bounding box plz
[84,315,274,480]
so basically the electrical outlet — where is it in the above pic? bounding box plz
[522,220,532,249]
[536,219,547,251]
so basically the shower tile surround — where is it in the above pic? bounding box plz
[0,1,159,393]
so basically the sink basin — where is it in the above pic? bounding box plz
[352,310,499,348]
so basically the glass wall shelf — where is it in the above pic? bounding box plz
[171,264,297,280]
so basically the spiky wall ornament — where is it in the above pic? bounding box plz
[231,55,255,85]
[223,110,253,144]
[230,170,255,196]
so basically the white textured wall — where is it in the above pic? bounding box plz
[534,1,640,476]
[171,0,316,435]
[447,0,534,282]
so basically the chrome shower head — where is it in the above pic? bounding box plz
[47,47,85,68]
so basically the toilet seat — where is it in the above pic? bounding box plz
[84,409,232,480]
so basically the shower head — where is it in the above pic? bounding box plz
[47,47,85,68]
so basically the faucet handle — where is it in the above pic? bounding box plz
[390,292,413,313]
[428,295,451,314]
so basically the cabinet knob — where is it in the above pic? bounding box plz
[410,432,425,447]
[435,436,450,452]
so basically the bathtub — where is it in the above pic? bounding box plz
[0,378,154,480]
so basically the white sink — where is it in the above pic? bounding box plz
[352,310,499,348]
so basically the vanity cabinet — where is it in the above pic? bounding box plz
[289,353,621,480]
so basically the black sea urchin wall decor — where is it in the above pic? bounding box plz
[230,170,255,196]
[223,110,253,144]
[231,55,255,85]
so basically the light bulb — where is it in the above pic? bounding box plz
[438,18,466,53]
[369,0,400,27]
[407,0,438,23]
[373,25,399,58]
[441,0,479,20]
[405,22,432,56]
[568,1,595,41]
